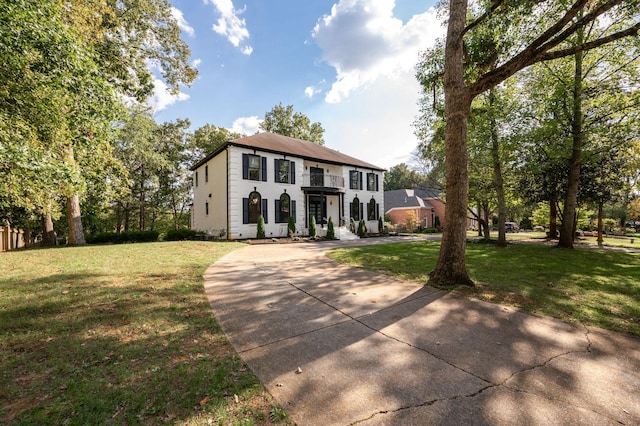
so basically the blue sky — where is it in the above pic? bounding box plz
[153,0,444,169]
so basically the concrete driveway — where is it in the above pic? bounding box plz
[203,239,640,425]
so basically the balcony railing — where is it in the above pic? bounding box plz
[302,174,345,189]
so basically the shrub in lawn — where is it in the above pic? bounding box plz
[309,215,317,238]
[350,217,356,233]
[256,215,266,239]
[422,227,439,234]
[287,216,296,238]
[326,217,335,239]
[88,230,159,244]
[165,228,199,241]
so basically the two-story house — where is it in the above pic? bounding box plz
[191,132,385,240]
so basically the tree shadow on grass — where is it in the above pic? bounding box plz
[1,271,273,425]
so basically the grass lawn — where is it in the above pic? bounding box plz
[327,240,640,337]
[0,241,291,425]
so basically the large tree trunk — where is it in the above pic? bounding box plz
[66,195,86,245]
[41,213,57,247]
[558,26,585,249]
[429,0,473,286]
[489,89,507,247]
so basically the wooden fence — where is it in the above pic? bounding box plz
[1,223,26,252]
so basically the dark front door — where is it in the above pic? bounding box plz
[308,195,326,225]
[310,167,324,187]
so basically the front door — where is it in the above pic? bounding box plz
[308,195,326,225]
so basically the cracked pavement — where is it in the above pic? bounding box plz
[203,239,640,425]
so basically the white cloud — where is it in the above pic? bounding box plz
[205,0,253,55]
[313,0,444,103]
[148,79,190,112]
[191,58,202,68]
[315,68,423,169]
[171,7,195,37]
[230,116,262,135]
[305,86,322,99]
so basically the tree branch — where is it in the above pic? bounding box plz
[462,0,507,37]
[537,23,640,62]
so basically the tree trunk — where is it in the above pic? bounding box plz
[41,213,57,247]
[549,195,558,238]
[66,195,86,245]
[476,201,483,237]
[489,89,507,247]
[139,166,146,231]
[597,201,603,245]
[116,202,123,233]
[558,23,585,249]
[429,0,473,286]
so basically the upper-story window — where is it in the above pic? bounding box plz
[243,153,267,181]
[349,170,362,190]
[274,159,295,184]
[367,172,378,191]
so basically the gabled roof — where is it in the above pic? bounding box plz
[191,132,385,171]
[384,188,442,212]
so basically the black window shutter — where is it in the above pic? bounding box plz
[242,154,249,180]
[274,159,279,182]
[261,156,267,181]
[262,199,268,223]
[375,174,379,191]
[291,200,296,223]
[366,202,371,220]
[376,202,380,220]
[242,198,249,224]
[275,199,280,223]
[359,172,363,190]
[290,161,296,184]
[360,203,364,220]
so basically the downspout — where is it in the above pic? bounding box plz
[226,146,231,240]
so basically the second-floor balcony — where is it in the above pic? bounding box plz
[302,173,345,190]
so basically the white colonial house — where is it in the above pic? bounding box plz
[191,132,385,240]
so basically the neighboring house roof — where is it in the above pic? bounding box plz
[191,132,385,171]
[384,188,442,212]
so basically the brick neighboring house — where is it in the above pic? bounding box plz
[384,188,446,230]
[190,132,385,240]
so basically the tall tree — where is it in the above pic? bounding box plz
[189,124,241,160]
[0,0,197,244]
[260,103,325,145]
[426,0,640,285]
[383,163,435,191]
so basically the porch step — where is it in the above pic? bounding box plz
[337,226,360,241]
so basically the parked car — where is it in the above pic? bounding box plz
[505,222,520,233]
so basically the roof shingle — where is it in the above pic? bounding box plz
[192,132,385,171]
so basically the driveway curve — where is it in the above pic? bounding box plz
[203,239,640,425]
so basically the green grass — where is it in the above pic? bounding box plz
[0,242,291,425]
[327,241,640,336]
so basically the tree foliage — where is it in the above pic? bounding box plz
[260,103,325,145]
